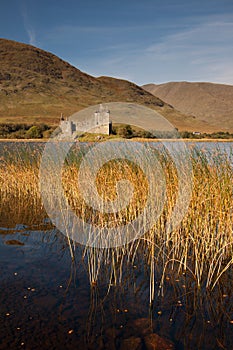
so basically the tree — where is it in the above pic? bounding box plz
[118,124,133,138]
[26,126,42,139]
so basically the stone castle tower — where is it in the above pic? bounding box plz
[60,114,76,137]
[60,105,112,137]
[93,104,111,134]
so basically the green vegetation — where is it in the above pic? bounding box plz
[180,131,233,139]
[0,121,233,140]
[112,125,233,139]
[0,123,55,139]
[113,124,134,138]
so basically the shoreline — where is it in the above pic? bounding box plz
[0,138,233,143]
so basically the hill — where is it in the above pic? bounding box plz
[142,82,233,132]
[0,38,210,132]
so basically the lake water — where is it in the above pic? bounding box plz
[0,141,233,350]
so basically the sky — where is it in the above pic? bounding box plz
[0,0,233,85]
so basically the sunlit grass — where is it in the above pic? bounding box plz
[0,143,232,304]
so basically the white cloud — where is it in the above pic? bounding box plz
[139,15,233,84]
[100,15,233,84]
[41,13,233,85]
[21,1,37,46]
[26,27,36,46]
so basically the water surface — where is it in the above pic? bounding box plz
[0,141,233,350]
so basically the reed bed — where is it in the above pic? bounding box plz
[0,142,232,304]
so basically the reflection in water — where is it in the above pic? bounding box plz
[0,224,232,349]
[0,141,233,349]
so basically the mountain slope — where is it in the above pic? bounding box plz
[0,38,209,131]
[143,82,233,132]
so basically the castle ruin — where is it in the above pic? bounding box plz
[60,104,112,138]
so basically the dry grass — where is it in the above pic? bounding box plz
[143,82,233,132]
[0,143,232,304]
[0,38,210,132]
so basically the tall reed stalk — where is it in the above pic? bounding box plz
[1,143,232,303]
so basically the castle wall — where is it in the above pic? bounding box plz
[89,124,110,135]
[60,105,111,137]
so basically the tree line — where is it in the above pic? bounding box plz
[0,122,232,139]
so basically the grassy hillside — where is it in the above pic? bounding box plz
[0,38,210,132]
[143,82,233,132]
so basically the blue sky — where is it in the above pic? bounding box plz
[0,0,233,85]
